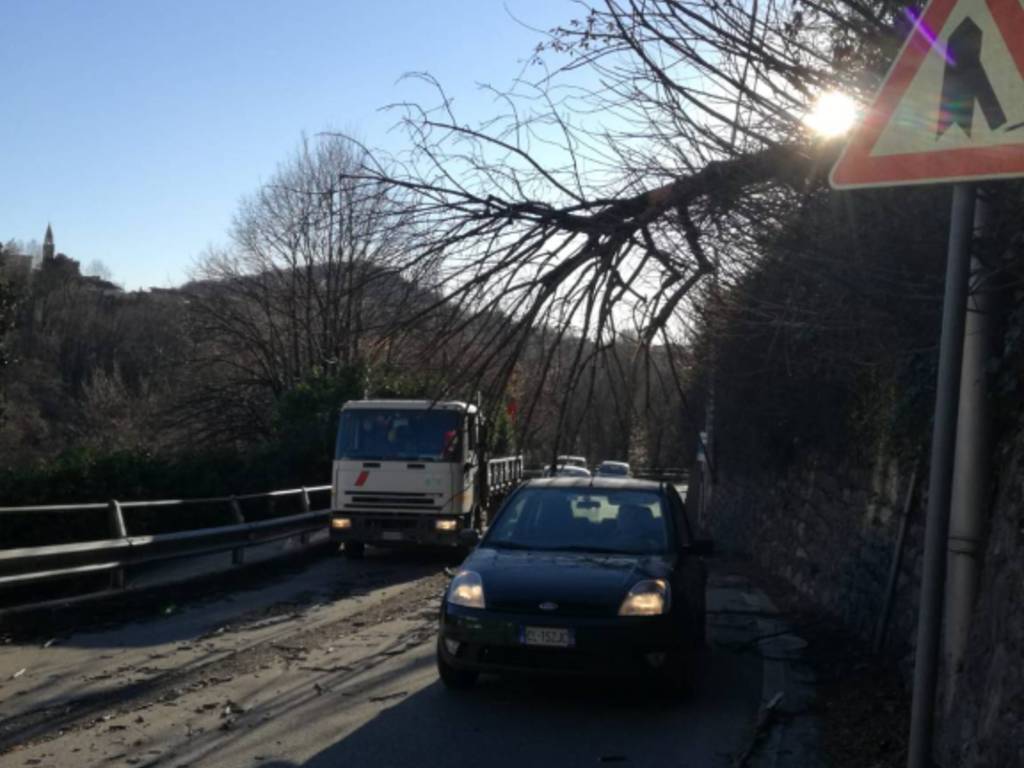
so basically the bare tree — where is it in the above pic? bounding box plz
[336,0,903,451]
[83,259,114,282]
[184,135,431,443]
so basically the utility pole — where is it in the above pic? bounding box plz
[907,183,977,768]
[944,189,998,711]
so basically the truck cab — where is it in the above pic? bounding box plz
[330,399,518,557]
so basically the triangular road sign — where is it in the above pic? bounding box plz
[831,0,1024,188]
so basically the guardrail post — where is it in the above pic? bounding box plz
[108,500,127,589]
[107,499,128,538]
[299,488,312,546]
[230,496,245,565]
[229,495,245,524]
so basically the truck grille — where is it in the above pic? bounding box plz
[343,491,442,512]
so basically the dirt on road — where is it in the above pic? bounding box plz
[0,552,812,768]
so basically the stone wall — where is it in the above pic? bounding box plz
[708,450,924,662]
[939,425,1024,768]
[706,423,1024,768]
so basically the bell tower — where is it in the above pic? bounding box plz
[42,224,55,261]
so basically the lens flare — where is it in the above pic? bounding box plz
[804,91,859,137]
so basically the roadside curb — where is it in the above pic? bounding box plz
[742,586,823,768]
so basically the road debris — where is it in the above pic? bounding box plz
[0,569,448,757]
[368,690,408,703]
[299,664,351,673]
[221,701,245,718]
[734,691,785,767]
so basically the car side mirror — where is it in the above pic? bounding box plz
[458,528,480,547]
[688,538,715,556]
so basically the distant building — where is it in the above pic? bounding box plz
[0,234,35,285]
[42,223,55,262]
[2,225,120,294]
[0,247,33,272]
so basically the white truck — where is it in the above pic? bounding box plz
[329,399,523,557]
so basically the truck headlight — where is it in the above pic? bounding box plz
[435,519,459,532]
[618,579,670,616]
[331,517,352,530]
[447,570,486,609]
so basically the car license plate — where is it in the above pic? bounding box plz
[380,531,403,541]
[520,626,574,648]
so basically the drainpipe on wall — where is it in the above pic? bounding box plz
[907,184,977,768]
[944,191,999,713]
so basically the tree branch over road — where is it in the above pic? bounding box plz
[336,0,883,429]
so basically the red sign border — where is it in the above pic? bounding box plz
[830,0,1024,189]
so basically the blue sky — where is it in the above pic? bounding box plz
[0,0,575,289]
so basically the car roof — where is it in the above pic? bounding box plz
[597,460,630,468]
[341,399,472,412]
[523,477,662,491]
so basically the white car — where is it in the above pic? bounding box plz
[555,465,591,478]
[543,464,592,478]
[595,460,631,478]
[556,454,588,469]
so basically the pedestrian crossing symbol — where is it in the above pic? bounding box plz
[831,0,1024,188]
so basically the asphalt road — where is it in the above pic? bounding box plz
[0,550,804,768]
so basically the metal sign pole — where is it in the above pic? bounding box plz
[907,182,977,768]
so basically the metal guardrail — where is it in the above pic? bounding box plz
[0,485,331,612]
[487,455,524,492]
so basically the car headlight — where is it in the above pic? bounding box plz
[618,579,670,616]
[447,570,486,609]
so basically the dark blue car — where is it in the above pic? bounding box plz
[436,477,711,694]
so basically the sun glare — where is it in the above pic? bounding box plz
[803,91,859,138]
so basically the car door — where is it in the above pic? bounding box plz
[665,484,707,642]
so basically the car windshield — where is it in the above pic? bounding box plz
[597,464,629,476]
[484,487,670,554]
[557,456,587,467]
[335,408,462,462]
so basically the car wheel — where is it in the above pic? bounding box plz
[436,645,478,690]
[343,541,365,559]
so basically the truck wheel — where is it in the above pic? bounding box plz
[343,541,365,559]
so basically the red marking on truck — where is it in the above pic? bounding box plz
[355,470,369,487]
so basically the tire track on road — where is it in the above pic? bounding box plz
[0,570,447,755]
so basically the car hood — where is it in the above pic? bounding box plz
[463,547,675,616]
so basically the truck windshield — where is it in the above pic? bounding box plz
[335,409,462,462]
